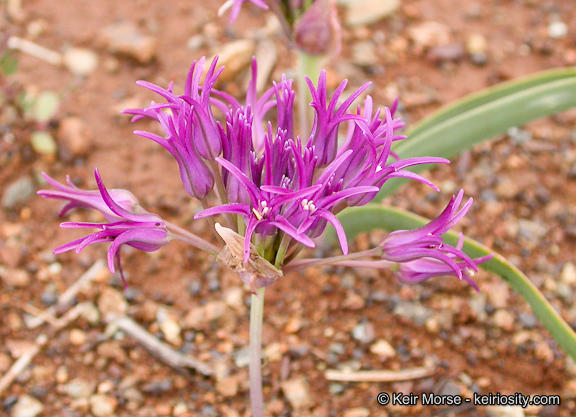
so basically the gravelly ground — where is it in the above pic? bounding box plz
[1,1,576,416]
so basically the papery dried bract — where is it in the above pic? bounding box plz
[215,223,283,293]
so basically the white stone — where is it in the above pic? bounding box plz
[339,0,400,27]
[12,395,44,417]
[63,48,99,76]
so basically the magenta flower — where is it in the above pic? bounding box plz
[127,56,448,272]
[380,190,492,285]
[395,234,493,290]
[38,172,139,222]
[43,169,171,279]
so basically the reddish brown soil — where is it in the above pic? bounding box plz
[2,1,576,416]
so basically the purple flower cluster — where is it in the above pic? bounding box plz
[40,55,491,290]
[126,57,447,266]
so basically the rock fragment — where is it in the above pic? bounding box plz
[63,48,99,76]
[339,0,400,27]
[58,117,92,156]
[281,377,313,409]
[100,21,157,63]
[11,395,44,417]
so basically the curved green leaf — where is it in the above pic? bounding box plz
[326,205,576,362]
[378,68,576,199]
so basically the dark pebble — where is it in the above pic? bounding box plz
[289,344,311,357]
[485,304,495,315]
[30,385,48,399]
[187,279,202,296]
[41,291,58,306]
[518,312,538,329]
[208,276,220,292]
[470,52,488,66]
[352,348,365,360]
[123,287,140,302]
[466,352,479,366]
[2,395,18,410]
[142,379,172,394]
[201,405,218,416]
[539,405,560,417]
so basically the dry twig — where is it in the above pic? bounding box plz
[0,335,48,396]
[325,366,436,382]
[110,315,213,377]
[7,36,62,65]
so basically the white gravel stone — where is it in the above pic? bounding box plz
[11,395,44,417]
[90,394,118,417]
[63,47,99,76]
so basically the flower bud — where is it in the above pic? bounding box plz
[293,0,341,56]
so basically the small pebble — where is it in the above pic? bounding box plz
[69,329,87,346]
[90,394,118,417]
[351,322,375,344]
[63,47,99,76]
[370,339,396,359]
[1,177,35,209]
[341,0,400,27]
[100,21,157,63]
[97,341,127,363]
[31,91,60,123]
[40,291,58,306]
[561,262,576,285]
[64,378,95,399]
[518,312,537,329]
[142,379,172,395]
[493,309,514,331]
[3,395,18,410]
[186,279,202,296]
[281,377,314,409]
[58,117,92,156]
[29,386,47,399]
[548,21,568,39]
[329,383,345,395]
[234,347,250,368]
[11,395,44,417]
[215,376,239,397]
[31,131,57,156]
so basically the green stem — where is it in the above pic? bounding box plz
[297,51,323,135]
[273,233,291,269]
[249,286,266,417]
